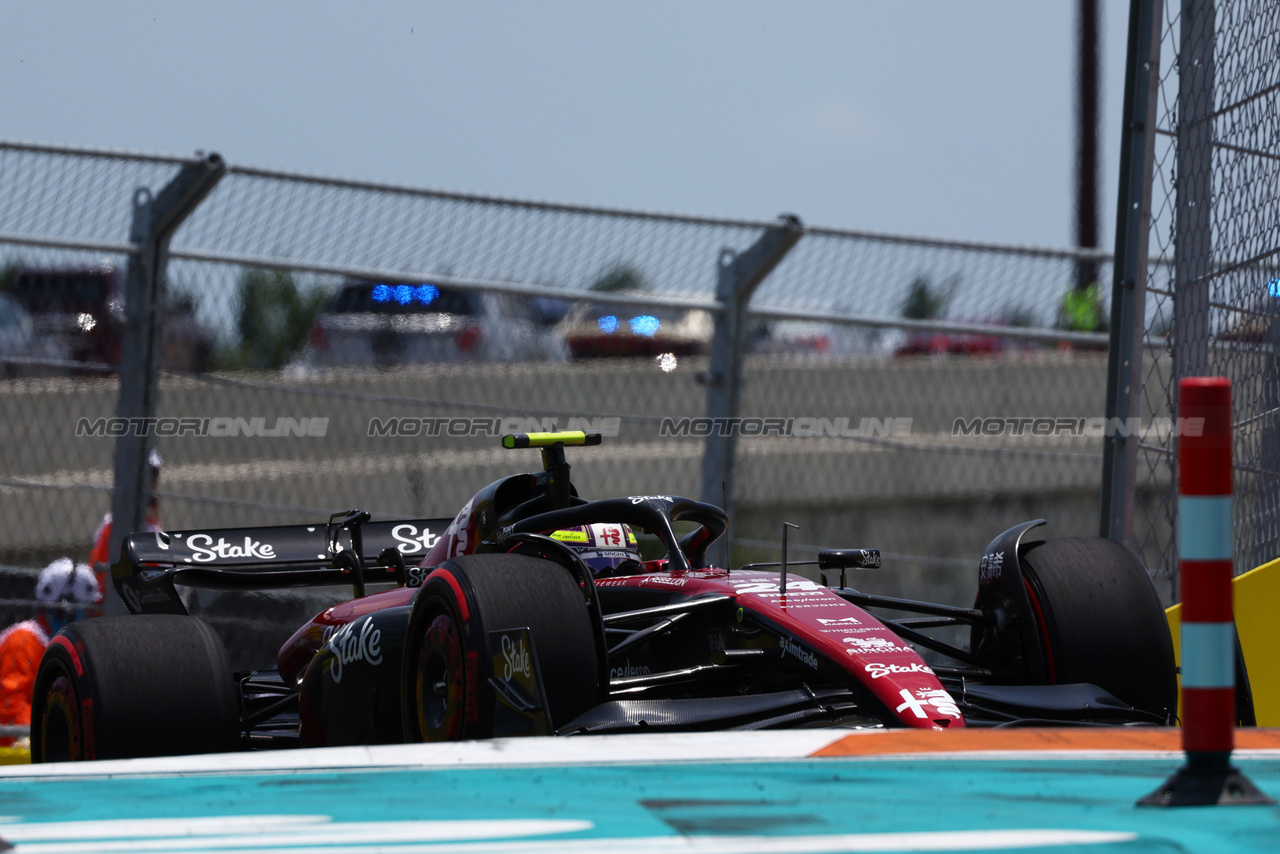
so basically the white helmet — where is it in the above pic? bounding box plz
[35,557,102,606]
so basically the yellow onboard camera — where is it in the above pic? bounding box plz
[502,431,602,449]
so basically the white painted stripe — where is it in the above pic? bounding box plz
[0,823,1140,854]
[0,816,332,841]
[1179,496,1233,560]
[1181,623,1236,689]
[0,818,593,851]
[5,730,1279,781]
[0,730,844,779]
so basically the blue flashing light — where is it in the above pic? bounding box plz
[1269,278,1280,298]
[629,315,661,337]
[394,285,413,305]
[598,315,619,334]
[414,284,439,306]
[371,284,393,303]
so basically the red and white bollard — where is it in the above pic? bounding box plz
[1178,377,1236,761]
[1139,377,1272,806]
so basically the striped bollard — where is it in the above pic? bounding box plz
[1139,377,1272,806]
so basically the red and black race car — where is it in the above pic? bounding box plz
[31,432,1177,762]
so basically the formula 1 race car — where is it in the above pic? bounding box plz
[31,432,1178,761]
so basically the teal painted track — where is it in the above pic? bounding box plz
[3,753,1280,852]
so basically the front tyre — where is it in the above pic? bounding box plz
[402,553,602,742]
[1019,537,1177,721]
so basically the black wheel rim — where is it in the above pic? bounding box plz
[39,671,80,762]
[416,612,465,741]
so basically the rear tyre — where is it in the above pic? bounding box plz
[402,553,601,741]
[1019,537,1177,720]
[31,615,239,762]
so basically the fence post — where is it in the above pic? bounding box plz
[1173,0,1215,386]
[699,214,802,567]
[1138,377,1272,806]
[1100,0,1163,546]
[105,154,225,614]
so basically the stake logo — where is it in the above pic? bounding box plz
[392,524,440,554]
[865,661,934,680]
[500,632,533,680]
[186,534,276,563]
[324,617,383,684]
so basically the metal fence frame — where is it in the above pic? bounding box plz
[1108,0,1280,592]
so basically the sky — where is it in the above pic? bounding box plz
[2,1,1131,249]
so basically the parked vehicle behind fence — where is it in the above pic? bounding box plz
[9,266,214,373]
[0,292,67,378]
[556,301,713,359]
[306,280,568,368]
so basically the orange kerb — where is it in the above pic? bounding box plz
[810,728,1280,757]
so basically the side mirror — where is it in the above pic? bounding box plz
[818,549,881,570]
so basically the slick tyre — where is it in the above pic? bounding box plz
[31,615,239,762]
[1019,537,1177,721]
[402,553,601,742]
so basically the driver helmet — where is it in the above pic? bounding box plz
[36,558,102,634]
[550,523,642,576]
[35,557,101,606]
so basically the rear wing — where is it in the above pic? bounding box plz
[112,510,453,615]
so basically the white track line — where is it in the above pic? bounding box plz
[1,730,844,779]
[0,823,1140,854]
[8,731,1280,780]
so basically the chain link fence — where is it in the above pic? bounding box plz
[3,139,1121,666]
[737,231,1117,607]
[1129,0,1280,596]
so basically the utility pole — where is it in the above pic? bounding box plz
[1075,0,1102,294]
